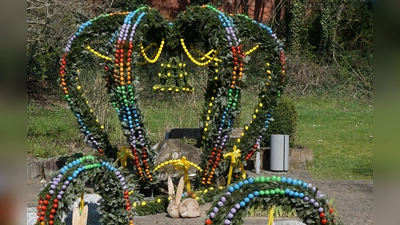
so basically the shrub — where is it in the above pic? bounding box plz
[262,96,298,147]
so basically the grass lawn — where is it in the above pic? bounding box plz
[294,95,373,180]
[27,94,373,180]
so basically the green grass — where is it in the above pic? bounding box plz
[294,95,373,180]
[27,103,84,158]
[27,93,373,180]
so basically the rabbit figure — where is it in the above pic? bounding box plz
[167,176,201,218]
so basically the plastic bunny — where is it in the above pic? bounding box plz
[167,176,201,218]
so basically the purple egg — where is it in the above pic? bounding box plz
[234,204,240,210]
[218,201,224,207]
[57,174,62,178]
[224,219,231,225]
[120,177,125,182]
[53,181,59,186]
[64,180,69,185]
[61,185,67,190]
[123,185,127,189]
[309,198,315,204]
[226,192,231,196]
[210,212,215,218]
[307,183,312,188]
[213,207,219,213]
[50,185,56,189]
[318,207,324,213]
[314,202,319,208]
[312,187,316,192]
[57,195,62,199]
[116,171,121,176]
[221,197,226,202]
[49,190,54,195]
[304,197,309,202]
[319,194,325,198]
[230,208,236,214]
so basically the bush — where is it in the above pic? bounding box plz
[262,96,298,147]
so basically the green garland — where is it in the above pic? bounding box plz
[35,156,142,225]
[204,176,343,225]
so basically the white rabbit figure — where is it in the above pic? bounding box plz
[167,176,201,218]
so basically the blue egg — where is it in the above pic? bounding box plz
[244,197,250,203]
[294,192,299,197]
[253,191,259,197]
[303,182,308,188]
[234,184,240,190]
[228,186,235,192]
[68,176,73,181]
[299,193,304,198]
[248,178,255,184]
[68,163,73,168]
[287,178,292,184]
[289,191,294,196]
[285,189,290,194]
[61,169,66,174]
[292,180,298,186]
[240,201,246,207]
[248,193,254,199]
[238,181,243,187]
[298,180,303,186]
[281,177,287,183]
[243,180,249,185]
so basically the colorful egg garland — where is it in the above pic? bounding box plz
[36,156,134,225]
[205,176,340,225]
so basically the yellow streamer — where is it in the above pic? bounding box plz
[79,192,84,215]
[116,146,134,168]
[153,156,202,193]
[268,206,274,225]
[139,38,164,64]
[223,145,246,185]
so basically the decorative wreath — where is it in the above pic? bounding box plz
[35,156,141,225]
[205,176,343,225]
[34,4,347,225]
[57,4,286,188]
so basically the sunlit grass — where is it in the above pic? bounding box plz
[27,93,373,180]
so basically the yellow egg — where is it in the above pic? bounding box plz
[241,132,244,136]
[101,125,104,129]
[209,187,214,190]
[214,76,218,80]
[204,189,208,193]
[141,201,146,206]
[237,139,241,143]
[157,199,161,203]
[209,103,212,107]
[259,103,263,107]
[245,126,249,130]
[133,202,137,207]
[204,128,208,132]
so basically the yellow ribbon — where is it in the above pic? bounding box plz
[154,156,202,193]
[79,192,84,215]
[223,145,246,185]
[116,146,134,168]
[268,206,274,225]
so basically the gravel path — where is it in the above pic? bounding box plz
[27,169,373,225]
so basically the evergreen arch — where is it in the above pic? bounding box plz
[205,176,339,225]
[35,156,137,225]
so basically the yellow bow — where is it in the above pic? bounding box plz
[116,146,134,168]
[154,156,202,193]
[223,145,246,185]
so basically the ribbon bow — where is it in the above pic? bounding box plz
[116,146,134,168]
[223,145,246,185]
